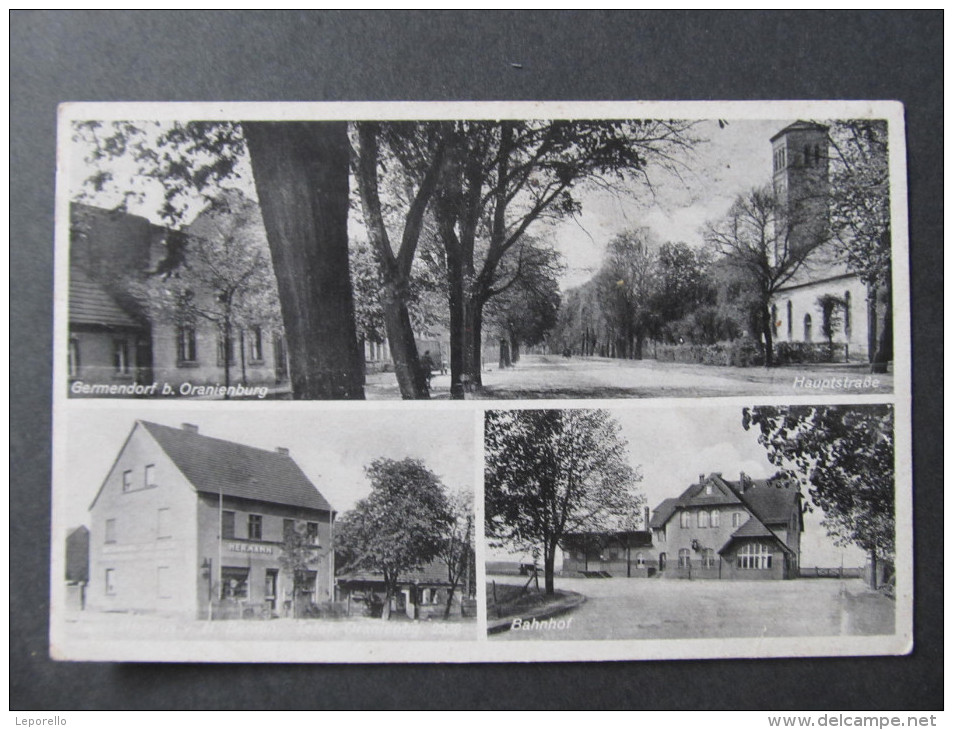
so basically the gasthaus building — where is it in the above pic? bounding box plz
[87,420,335,619]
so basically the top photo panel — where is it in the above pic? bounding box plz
[58,102,904,401]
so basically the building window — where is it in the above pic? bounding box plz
[247,514,262,541]
[636,552,645,568]
[844,290,852,337]
[737,542,773,570]
[113,339,130,375]
[702,548,716,569]
[221,511,235,540]
[732,512,745,528]
[157,508,171,539]
[104,518,116,544]
[157,566,171,599]
[698,510,709,528]
[249,326,264,362]
[787,300,793,339]
[144,464,157,488]
[804,313,813,342]
[283,518,295,539]
[221,567,250,600]
[105,568,117,595]
[678,548,691,569]
[710,510,720,528]
[68,339,80,378]
[273,333,288,379]
[176,325,197,363]
[122,470,132,492]
[655,528,666,543]
[679,511,690,529]
[218,333,236,366]
[306,522,320,546]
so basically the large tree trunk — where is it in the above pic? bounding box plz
[465,300,484,387]
[543,543,556,596]
[446,250,467,399]
[244,122,365,400]
[510,333,520,363]
[381,280,429,399]
[499,337,510,369]
[871,281,892,374]
[353,123,431,399]
[761,300,775,367]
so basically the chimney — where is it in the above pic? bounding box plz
[181,423,199,434]
[644,506,651,531]
[699,473,705,484]
[739,471,747,492]
[275,447,289,456]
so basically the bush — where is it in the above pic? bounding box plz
[656,338,764,368]
[773,341,847,365]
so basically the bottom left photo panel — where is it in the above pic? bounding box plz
[51,406,481,661]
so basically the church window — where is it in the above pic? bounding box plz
[844,291,852,337]
[803,313,813,342]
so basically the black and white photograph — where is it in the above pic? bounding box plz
[60,104,900,402]
[484,403,908,657]
[51,407,479,661]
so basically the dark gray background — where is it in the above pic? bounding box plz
[11,10,942,710]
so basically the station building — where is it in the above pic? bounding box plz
[561,473,803,580]
[87,420,335,618]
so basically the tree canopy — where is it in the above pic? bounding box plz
[334,458,453,619]
[743,404,894,586]
[484,408,643,593]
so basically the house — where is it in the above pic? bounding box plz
[336,561,477,620]
[68,202,290,397]
[64,525,90,611]
[560,508,657,577]
[560,473,803,581]
[768,121,882,362]
[650,472,803,580]
[87,420,335,618]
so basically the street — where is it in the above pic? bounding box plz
[491,574,895,641]
[364,354,893,400]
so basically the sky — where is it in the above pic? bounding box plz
[489,404,867,569]
[58,406,476,528]
[68,117,791,292]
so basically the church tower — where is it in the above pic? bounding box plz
[770,121,831,250]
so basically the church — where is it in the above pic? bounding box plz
[767,121,883,363]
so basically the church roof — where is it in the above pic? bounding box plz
[770,120,830,143]
[139,421,334,513]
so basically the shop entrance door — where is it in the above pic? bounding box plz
[265,570,278,613]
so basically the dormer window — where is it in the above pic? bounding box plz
[705,484,713,495]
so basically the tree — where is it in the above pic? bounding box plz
[484,409,644,594]
[595,229,659,359]
[483,240,562,367]
[816,293,846,359]
[72,119,366,399]
[278,522,322,618]
[133,193,281,394]
[652,241,716,339]
[438,490,476,618]
[827,120,892,372]
[334,458,453,619]
[742,405,894,588]
[705,186,829,366]
[351,122,449,399]
[434,119,697,397]
[244,122,365,399]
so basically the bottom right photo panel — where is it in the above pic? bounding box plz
[484,403,906,654]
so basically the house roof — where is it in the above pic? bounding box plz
[649,498,679,529]
[69,265,145,329]
[140,421,334,513]
[651,474,800,531]
[560,530,654,550]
